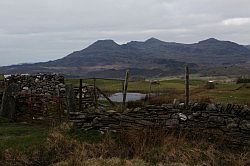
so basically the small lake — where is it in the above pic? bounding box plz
[101,92,147,102]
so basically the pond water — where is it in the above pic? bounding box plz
[101,92,147,102]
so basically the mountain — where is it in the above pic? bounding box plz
[1,38,250,78]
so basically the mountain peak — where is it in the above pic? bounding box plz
[198,38,220,44]
[86,39,120,50]
[145,37,163,43]
[93,39,118,46]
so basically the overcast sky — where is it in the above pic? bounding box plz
[0,0,250,66]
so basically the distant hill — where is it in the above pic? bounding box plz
[1,38,250,78]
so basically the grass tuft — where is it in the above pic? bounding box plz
[1,124,249,166]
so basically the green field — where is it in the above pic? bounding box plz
[0,118,48,156]
[0,76,248,104]
[196,83,250,104]
[66,77,250,104]
[65,78,204,92]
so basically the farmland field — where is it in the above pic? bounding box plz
[65,78,204,92]
[66,77,250,104]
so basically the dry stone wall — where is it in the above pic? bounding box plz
[0,74,66,121]
[0,74,101,121]
[70,103,250,145]
[5,74,65,96]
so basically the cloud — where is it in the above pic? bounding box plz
[222,18,250,26]
[0,0,250,65]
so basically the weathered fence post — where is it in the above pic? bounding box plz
[30,93,34,122]
[93,78,97,107]
[149,80,152,99]
[157,82,160,96]
[56,86,62,123]
[79,79,83,112]
[66,84,76,116]
[27,91,32,121]
[185,66,190,106]
[0,83,19,119]
[122,70,129,110]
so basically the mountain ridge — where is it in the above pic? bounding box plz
[1,38,250,78]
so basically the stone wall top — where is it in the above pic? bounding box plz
[4,74,65,96]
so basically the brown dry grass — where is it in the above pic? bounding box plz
[1,124,249,166]
[148,95,213,105]
[148,95,183,105]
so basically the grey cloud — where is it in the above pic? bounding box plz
[0,0,250,65]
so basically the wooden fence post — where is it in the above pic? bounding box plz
[93,78,97,107]
[79,79,83,112]
[122,70,129,110]
[56,86,62,123]
[157,82,160,96]
[0,83,19,119]
[66,84,76,116]
[149,80,152,99]
[185,66,190,106]
[30,93,34,122]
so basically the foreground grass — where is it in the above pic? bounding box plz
[0,118,48,159]
[0,121,249,166]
